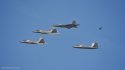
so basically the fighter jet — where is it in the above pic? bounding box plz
[32,27,59,35]
[73,42,98,49]
[53,20,79,29]
[20,37,46,44]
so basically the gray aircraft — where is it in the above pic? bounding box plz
[20,37,46,44]
[73,42,98,49]
[32,28,59,35]
[53,20,79,29]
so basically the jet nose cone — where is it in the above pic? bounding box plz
[52,25,57,27]
[19,41,24,43]
[32,30,37,33]
[32,30,35,33]
[33,30,41,33]
[77,24,80,26]
[72,45,76,47]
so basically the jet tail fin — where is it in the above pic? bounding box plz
[91,42,98,48]
[37,37,45,44]
[50,27,58,33]
[72,20,79,28]
[72,20,76,24]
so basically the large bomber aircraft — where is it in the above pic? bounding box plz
[32,28,59,35]
[20,37,46,44]
[53,20,79,29]
[73,42,98,49]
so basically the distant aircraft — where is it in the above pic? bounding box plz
[99,27,103,30]
[73,42,98,49]
[20,37,46,44]
[32,28,59,35]
[53,20,79,29]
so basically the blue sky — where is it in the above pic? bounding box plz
[0,0,125,70]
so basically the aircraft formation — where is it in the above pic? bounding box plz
[20,20,99,49]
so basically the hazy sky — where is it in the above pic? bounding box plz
[0,0,125,70]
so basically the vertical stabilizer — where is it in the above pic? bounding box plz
[37,37,45,43]
[91,43,98,48]
[51,27,58,33]
[72,20,76,24]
